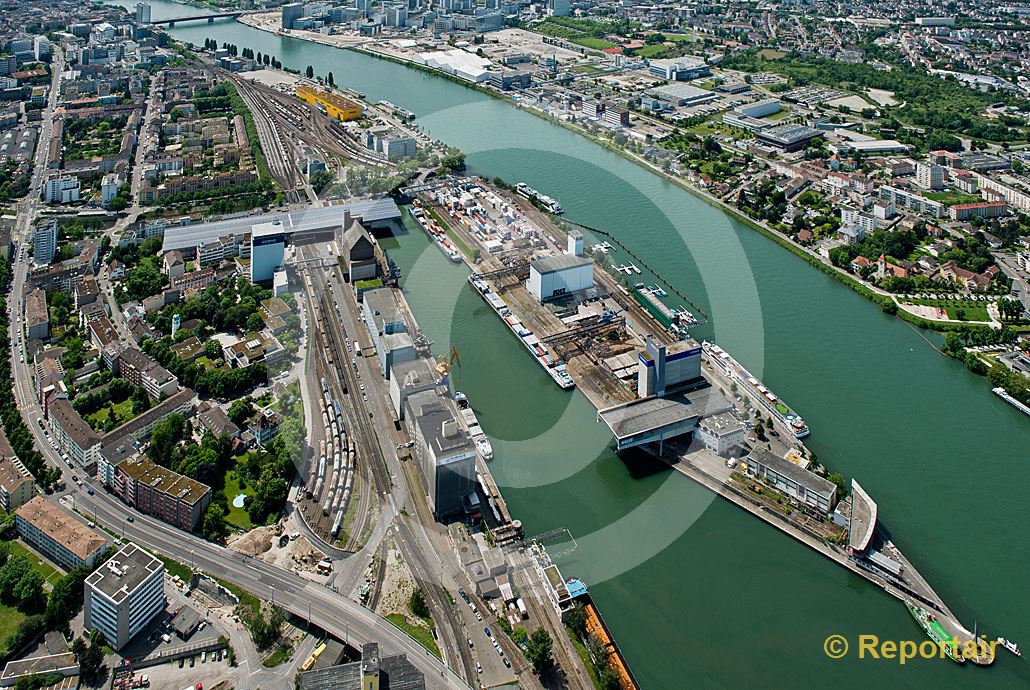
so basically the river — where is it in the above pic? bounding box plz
[113,3,1030,687]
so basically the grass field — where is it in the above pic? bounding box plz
[909,298,992,322]
[9,542,60,583]
[223,471,255,531]
[0,603,25,649]
[570,37,618,50]
[758,48,786,60]
[159,555,193,582]
[84,398,134,431]
[632,44,668,58]
[386,614,440,658]
[923,191,983,206]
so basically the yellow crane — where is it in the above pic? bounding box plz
[435,345,461,381]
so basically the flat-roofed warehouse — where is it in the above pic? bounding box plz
[597,384,730,451]
[160,199,400,254]
[756,123,824,152]
[528,254,594,302]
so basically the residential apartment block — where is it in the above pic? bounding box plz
[16,497,109,571]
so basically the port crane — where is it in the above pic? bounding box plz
[435,345,461,383]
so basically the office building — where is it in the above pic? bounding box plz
[47,397,102,471]
[755,124,823,152]
[363,127,417,160]
[25,287,49,340]
[101,173,122,208]
[949,201,1007,221]
[651,82,719,107]
[528,254,594,302]
[696,412,745,457]
[361,288,415,378]
[342,213,379,281]
[388,359,437,421]
[33,221,58,267]
[84,543,165,650]
[281,3,303,28]
[637,337,702,397]
[0,457,34,513]
[647,57,710,81]
[744,448,838,516]
[135,3,151,24]
[404,390,476,519]
[16,497,109,571]
[250,220,285,284]
[878,185,945,218]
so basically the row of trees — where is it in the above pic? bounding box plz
[0,258,52,486]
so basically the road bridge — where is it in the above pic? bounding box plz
[147,11,246,25]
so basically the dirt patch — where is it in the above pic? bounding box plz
[227,524,326,572]
[374,537,416,618]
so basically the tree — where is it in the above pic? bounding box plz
[246,606,284,651]
[14,570,45,614]
[327,72,334,87]
[305,65,314,79]
[246,312,265,334]
[148,414,186,467]
[72,633,106,685]
[409,589,430,620]
[0,555,31,605]
[45,568,88,630]
[204,339,223,360]
[525,628,553,675]
[563,602,588,637]
[202,504,230,542]
[229,398,255,427]
[827,473,848,498]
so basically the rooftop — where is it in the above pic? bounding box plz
[49,397,102,450]
[749,447,837,499]
[117,455,210,506]
[530,253,593,275]
[16,496,108,561]
[848,479,878,553]
[102,388,197,446]
[161,200,399,252]
[84,542,163,605]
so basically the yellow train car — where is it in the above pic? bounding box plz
[296,85,362,121]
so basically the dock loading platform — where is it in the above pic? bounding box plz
[597,384,730,452]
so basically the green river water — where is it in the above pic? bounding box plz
[115,4,1029,687]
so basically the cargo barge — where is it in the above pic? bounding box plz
[702,341,810,438]
[455,392,495,460]
[468,275,575,389]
